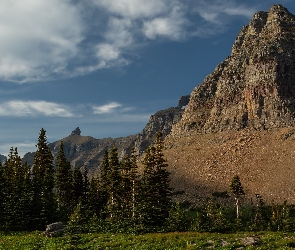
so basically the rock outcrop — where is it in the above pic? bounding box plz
[172,4,295,136]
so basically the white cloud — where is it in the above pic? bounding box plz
[96,44,120,61]
[0,0,259,82]
[91,0,167,19]
[143,5,187,40]
[0,100,74,117]
[92,102,123,114]
[0,0,83,82]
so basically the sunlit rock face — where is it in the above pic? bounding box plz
[172,4,295,136]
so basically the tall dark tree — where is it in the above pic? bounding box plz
[88,176,102,216]
[153,132,172,223]
[82,165,90,205]
[2,147,32,230]
[72,166,84,207]
[120,148,140,223]
[106,147,122,222]
[0,161,5,228]
[230,175,245,221]
[55,141,73,221]
[31,128,56,229]
[140,132,172,230]
[99,150,111,215]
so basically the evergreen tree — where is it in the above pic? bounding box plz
[72,166,84,207]
[55,141,73,221]
[0,161,5,229]
[106,147,122,223]
[153,132,172,223]
[140,132,172,231]
[99,150,111,216]
[31,128,56,229]
[82,165,90,206]
[88,176,102,216]
[120,148,140,227]
[230,175,245,222]
[140,146,156,229]
[2,148,32,230]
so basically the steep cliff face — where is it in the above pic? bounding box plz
[172,4,295,136]
[135,106,185,154]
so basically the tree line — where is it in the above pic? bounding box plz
[0,128,174,233]
[1,128,295,233]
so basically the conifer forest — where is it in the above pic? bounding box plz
[1,128,295,235]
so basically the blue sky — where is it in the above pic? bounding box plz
[1,0,295,156]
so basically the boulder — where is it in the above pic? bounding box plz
[43,222,66,237]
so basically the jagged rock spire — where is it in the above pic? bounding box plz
[71,127,81,136]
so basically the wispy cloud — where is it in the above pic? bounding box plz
[0,100,74,117]
[92,102,124,114]
[0,0,259,82]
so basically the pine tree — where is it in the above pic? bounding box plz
[88,176,102,216]
[139,146,156,229]
[106,147,122,223]
[99,150,111,217]
[72,166,84,207]
[140,132,172,231]
[2,147,32,230]
[0,161,5,229]
[31,128,56,229]
[55,141,73,221]
[230,175,245,222]
[82,165,90,206]
[120,148,140,227]
[153,132,172,224]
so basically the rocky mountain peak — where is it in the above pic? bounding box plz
[171,4,295,136]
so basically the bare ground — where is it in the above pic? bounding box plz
[164,127,295,205]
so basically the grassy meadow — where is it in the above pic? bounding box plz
[1,231,295,249]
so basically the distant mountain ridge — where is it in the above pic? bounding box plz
[22,96,189,170]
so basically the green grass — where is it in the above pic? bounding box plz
[1,231,295,249]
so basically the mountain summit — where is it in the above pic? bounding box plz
[172,4,295,136]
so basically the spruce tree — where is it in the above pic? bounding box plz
[140,146,158,229]
[99,150,111,216]
[0,161,4,229]
[153,132,172,224]
[88,176,102,216]
[55,141,73,221]
[120,148,140,227]
[140,132,172,230]
[72,166,84,207]
[82,165,90,206]
[31,128,56,229]
[106,147,122,223]
[230,175,245,222]
[2,147,32,230]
